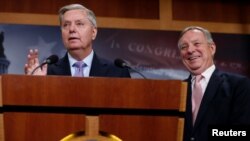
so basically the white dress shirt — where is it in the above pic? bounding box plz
[68,50,94,77]
[191,65,216,95]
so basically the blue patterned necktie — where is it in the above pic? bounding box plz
[73,61,86,77]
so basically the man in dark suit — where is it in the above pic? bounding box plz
[24,4,130,78]
[177,26,250,141]
[46,52,130,77]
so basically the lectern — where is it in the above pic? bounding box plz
[0,74,187,141]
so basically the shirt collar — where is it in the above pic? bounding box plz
[68,50,94,68]
[192,64,215,83]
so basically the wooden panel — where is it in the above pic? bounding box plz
[0,0,249,34]
[4,113,86,141]
[3,112,183,141]
[2,75,186,111]
[173,0,250,24]
[100,115,182,141]
[0,114,4,141]
[0,0,159,19]
[1,74,185,141]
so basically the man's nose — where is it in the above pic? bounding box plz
[187,45,195,53]
[69,24,76,32]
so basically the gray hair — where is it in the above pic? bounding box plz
[58,4,97,27]
[177,26,214,49]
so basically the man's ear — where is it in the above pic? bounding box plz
[92,27,97,40]
[210,42,216,56]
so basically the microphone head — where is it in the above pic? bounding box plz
[114,58,129,68]
[46,55,59,64]
[114,58,126,68]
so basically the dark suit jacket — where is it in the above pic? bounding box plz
[183,69,250,141]
[47,53,131,78]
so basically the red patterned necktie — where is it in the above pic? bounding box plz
[192,75,203,125]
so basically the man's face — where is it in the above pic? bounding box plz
[178,29,216,75]
[61,9,97,52]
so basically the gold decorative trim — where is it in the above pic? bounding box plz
[60,131,122,141]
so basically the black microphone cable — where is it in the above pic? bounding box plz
[31,55,59,75]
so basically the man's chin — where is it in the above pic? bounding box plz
[189,67,204,74]
[186,64,201,71]
[67,47,82,51]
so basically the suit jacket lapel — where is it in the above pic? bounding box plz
[185,76,194,133]
[54,54,71,75]
[89,53,108,76]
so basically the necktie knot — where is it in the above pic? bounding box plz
[195,75,203,83]
[194,75,203,89]
[73,61,87,77]
[73,61,85,68]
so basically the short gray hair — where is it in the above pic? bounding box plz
[177,26,214,49]
[58,4,97,27]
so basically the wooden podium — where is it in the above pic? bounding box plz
[0,74,187,141]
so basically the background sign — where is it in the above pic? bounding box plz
[0,24,249,79]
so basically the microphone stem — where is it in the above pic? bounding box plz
[30,63,45,75]
[129,68,147,79]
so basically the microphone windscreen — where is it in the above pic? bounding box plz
[115,58,146,78]
[114,58,126,68]
[46,55,59,64]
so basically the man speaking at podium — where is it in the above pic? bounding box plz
[24,4,130,78]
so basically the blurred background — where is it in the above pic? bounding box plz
[0,0,249,79]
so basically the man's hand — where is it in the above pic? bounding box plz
[24,49,47,75]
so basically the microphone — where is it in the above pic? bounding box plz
[44,54,59,65]
[114,58,131,69]
[31,55,59,75]
[114,58,147,79]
